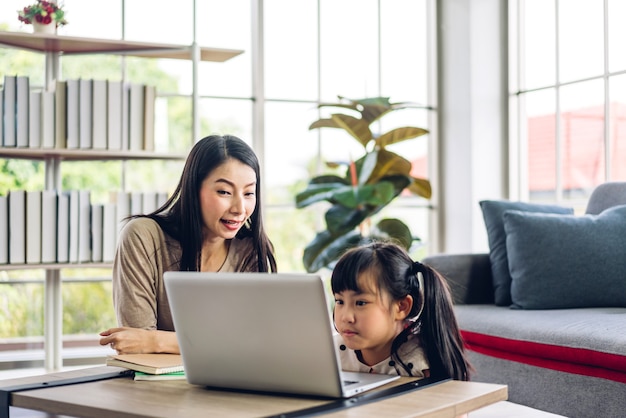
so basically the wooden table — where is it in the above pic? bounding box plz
[0,366,507,418]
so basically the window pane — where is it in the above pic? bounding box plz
[609,75,626,181]
[265,0,319,100]
[558,0,603,83]
[197,98,252,143]
[265,102,320,205]
[608,0,626,73]
[521,0,556,89]
[124,0,193,44]
[525,89,557,199]
[196,0,251,97]
[61,0,123,39]
[560,79,605,191]
[0,274,44,367]
[265,207,316,273]
[380,0,429,103]
[319,0,379,101]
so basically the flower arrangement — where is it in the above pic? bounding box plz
[17,1,67,27]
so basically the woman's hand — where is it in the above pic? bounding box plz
[99,327,180,354]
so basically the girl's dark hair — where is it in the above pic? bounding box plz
[132,134,276,273]
[330,241,471,381]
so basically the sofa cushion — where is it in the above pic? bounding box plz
[455,304,626,384]
[479,200,574,306]
[503,205,626,309]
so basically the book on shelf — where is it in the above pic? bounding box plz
[106,354,184,375]
[28,90,42,148]
[128,82,145,151]
[121,82,130,150]
[3,75,16,147]
[66,79,80,149]
[91,203,103,263]
[92,79,108,150]
[115,191,131,233]
[0,195,7,264]
[143,84,156,152]
[68,190,79,263]
[107,80,123,150]
[41,190,58,263]
[8,189,26,264]
[41,90,55,149]
[56,191,70,263]
[54,80,67,149]
[79,78,93,149]
[25,190,42,264]
[16,76,29,148]
[130,191,143,216]
[77,190,92,263]
[0,87,4,146]
[133,370,186,381]
[142,191,157,215]
[102,202,117,263]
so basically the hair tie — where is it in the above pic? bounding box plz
[410,261,425,322]
[411,261,423,275]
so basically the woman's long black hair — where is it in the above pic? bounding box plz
[131,134,277,273]
[330,241,471,381]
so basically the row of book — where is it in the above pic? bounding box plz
[0,75,156,151]
[0,190,168,265]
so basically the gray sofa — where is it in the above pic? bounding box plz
[423,182,626,418]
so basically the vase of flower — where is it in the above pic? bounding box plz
[32,21,56,34]
[17,1,67,34]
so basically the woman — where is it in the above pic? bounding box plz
[99,134,277,354]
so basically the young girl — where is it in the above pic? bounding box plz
[332,241,472,382]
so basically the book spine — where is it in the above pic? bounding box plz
[3,75,17,147]
[0,195,8,264]
[41,190,58,263]
[92,79,108,150]
[41,90,55,149]
[8,190,26,264]
[79,78,93,149]
[26,190,42,264]
[16,76,29,148]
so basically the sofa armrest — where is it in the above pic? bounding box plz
[422,253,494,305]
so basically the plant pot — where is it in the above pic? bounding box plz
[32,21,56,35]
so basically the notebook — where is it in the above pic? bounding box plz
[164,271,400,398]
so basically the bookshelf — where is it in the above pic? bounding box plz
[0,30,243,371]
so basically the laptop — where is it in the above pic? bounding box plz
[164,271,400,398]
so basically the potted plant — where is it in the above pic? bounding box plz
[18,0,67,33]
[296,96,432,272]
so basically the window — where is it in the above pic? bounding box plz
[510,0,626,211]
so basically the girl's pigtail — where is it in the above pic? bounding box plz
[419,263,472,381]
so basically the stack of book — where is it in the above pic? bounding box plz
[0,189,168,265]
[1,75,156,152]
[106,353,185,381]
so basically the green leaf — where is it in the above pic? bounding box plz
[330,114,372,147]
[376,127,429,148]
[407,177,432,199]
[333,181,397,209]
[369,150,413,182]
[371,218,414,249]
[295,181,347,208]
[325,205,370,234]
[355,151,378,184]
[303,230,364,272]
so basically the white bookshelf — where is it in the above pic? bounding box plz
[0,30,243,371]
